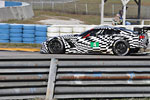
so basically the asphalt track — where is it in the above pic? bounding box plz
[1,51,150,59]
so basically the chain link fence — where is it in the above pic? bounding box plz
[3,0,150,19]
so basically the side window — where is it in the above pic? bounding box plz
[97,29,105,35]
[90,29,99,36]
[101,29,120,35]
[112,30,120,34]
[81,29,99,38]
[99,30,111,35]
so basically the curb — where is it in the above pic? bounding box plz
[0,48,40,52]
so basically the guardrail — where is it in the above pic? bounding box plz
[46,57,150,100]
[0,58,50,99]
[1,57,150,99]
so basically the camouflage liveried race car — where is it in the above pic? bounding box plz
[40,26,149,56]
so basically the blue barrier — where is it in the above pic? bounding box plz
[0,29,9,34]
[10,37,22,42]
[23,30,35,34]
[10,29,23,33]
[36,25,47,32]
[0,40,9,43]
[35,37,47,41]
[0,23,49,44]
[0,23,9,29]
[23,34,34,38]
[35,31,47,37]
[0,34,9,39]
[23,38,34,42]
[10,41,22,43]
[0,23,9,43]
[10,24,23,29]
[23,24,35,30]
[10,33,22,37]
[23,41,35,44]
[35,41,44,44]
[5,1,22,7]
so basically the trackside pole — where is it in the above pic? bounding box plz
[121,0,130,25]
[101,0,104,24]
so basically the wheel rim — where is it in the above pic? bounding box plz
[116,42,127,54]
[50,40,61,52]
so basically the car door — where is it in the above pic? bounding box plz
[83,29,101,52]
[97,29,113,50]
[76,29,100,53]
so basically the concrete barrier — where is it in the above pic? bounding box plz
[0,1,34,21]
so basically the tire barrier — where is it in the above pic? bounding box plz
[23,34,34,38]
[0,34,9,39]
[10,37,22,42]
[36,25,47,32]
[23,41,35,44]
[0,23,9,29]
[47,25,96,38]
[35,31,47,37]
[0,23,9,43]
[0,40,9,43]
[35,25,47,44]
[10,33,22,37]
[23,24,35,43]
[10,24,23,43]
[47,33,59,37]
[10,24,23,29]
[0,29,9,34]
[23,38,34,42]
[0,24,49,44]
[10,29,23,33]
[23,30,35,34]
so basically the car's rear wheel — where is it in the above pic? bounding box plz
[112,40,130,56]
[48,39,65,54]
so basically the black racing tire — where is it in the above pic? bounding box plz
[48,39,65,54]
[112,40,130,56]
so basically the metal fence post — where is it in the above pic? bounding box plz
[63,2,65,12]
[112,4,115,16]
[52,2,55,11]
[42,1,43,10]
[74,3,77,13]
[85,3,88,14]
[46,58,58,100]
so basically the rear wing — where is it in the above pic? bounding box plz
[134,26,150,33]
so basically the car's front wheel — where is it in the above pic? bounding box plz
[112,40,130,56]
[48,39,65,54]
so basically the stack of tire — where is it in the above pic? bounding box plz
[10,24,23,43]
[35,25,47,44]
[0,23,9,43]
[47,26,60,37]
[23,25,35,44]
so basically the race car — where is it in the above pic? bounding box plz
[40,26,149,56]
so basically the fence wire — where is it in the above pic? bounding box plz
[3,0,150,19]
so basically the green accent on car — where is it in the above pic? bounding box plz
[90,42,99,47]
